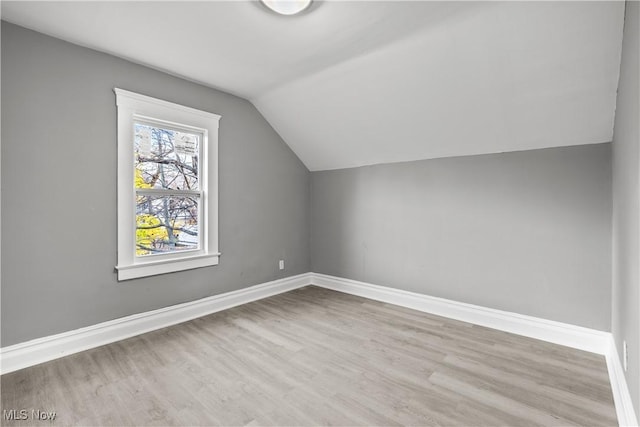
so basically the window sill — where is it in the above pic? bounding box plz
[116,253,221,281]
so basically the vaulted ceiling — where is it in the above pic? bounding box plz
[2,1,625,170]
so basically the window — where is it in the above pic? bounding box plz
[115,89,220,280]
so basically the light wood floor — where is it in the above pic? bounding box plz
[1,286,617,426]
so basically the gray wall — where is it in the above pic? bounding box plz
[612,1,640,418]
[1,22,310,347]
[0,20,622,359]
[311,144,612,331]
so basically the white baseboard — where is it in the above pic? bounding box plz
[2,271,636,426]
[606,335,640,427]
[311,273,610,354]
[0,273,311,375]
[311,273,638,426]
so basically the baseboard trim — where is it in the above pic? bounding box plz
[311,273,639,426]
[606,335,640,427]
[3,271,636,426]
[0,273,311,375]
[310,273,610,354]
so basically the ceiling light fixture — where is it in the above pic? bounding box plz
[260,0,312,16]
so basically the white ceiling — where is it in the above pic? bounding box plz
[2,1,625,170]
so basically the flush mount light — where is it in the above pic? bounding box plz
[260,0,312,16]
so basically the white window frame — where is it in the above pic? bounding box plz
[114,88,220,281]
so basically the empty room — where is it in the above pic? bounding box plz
[1,1,639,426]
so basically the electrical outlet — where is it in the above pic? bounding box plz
[279,260,285,270]
[623,341,628,372]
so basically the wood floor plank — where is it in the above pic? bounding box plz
[1,286,617,426]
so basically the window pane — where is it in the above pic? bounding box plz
[135,194,199,256]
[134,123,199,190]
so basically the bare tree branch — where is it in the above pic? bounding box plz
[136,223,164,230]
[137,157,197,175]
[136,243,165,253]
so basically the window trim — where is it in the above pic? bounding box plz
[114,88,221,281]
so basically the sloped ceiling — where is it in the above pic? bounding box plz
[2,1,625,170]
